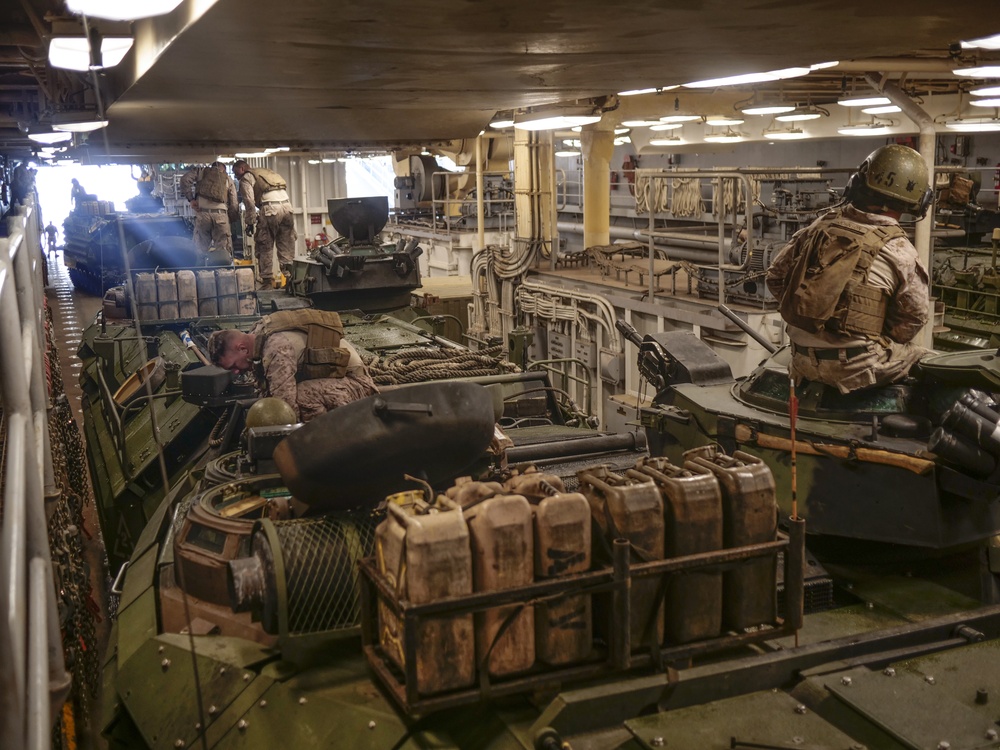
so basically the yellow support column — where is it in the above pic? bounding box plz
[582,128,615,251]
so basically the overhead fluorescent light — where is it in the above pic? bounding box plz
[970,84,1000,96]
[961,34,1000,50]
[614,127,630,134]
[308,159,321,165]
[649,137,684,146]
[621,120,660,127]
[704,130,745,143]
[861,105,902,115]
[810,61,839,70]
[659,115,702,123]
[489,113,515,129]
[837,95,891,107]
[51,111,109,132]
[837,123,893,136]
[705,116,744,126]
[66,0,183,21]
[649,122,683,131]
[970,98,1000,107]
[775,106,824,122]
[741,104,795,115]
[618,85,679,96]
[554,150,580,158]
[49,35,133,71]
[234,151,270,158]
[514,104,601,131]
[683,67,810,88]
[27,130,73,144]
[764,128,809,140]
[562,139,582,147]
[945,117,1000,132]
[953,65,1000,77]
[614,136,631,145]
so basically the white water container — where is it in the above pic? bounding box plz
[196,270,218,316]
[134,272,158,320]
[216,269,238,315]
[375,494,475,695]
[236,267,256,315]
[176,270,198,318]
[533,491,592,665]
[155,271,179,320]
[465,493,535,677]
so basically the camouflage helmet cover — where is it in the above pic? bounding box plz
[245,397,297,429]
[855,144,931,210]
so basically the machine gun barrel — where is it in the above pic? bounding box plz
[717,305,777,354]
[615,318,644,348]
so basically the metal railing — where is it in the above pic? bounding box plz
[0,199,71,749]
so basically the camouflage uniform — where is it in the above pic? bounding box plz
[766,204,931,394]
[238,171,296,283]
[250,320,378,422]
[180,165,238,257]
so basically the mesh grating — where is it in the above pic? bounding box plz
[272,508,385,634]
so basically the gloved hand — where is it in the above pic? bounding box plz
[245,222,255,236]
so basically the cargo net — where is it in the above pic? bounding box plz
[273,509,384,634]
[361,344,519,386]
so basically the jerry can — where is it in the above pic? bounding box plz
[176,270,198,318]
[155,271,179,320]
[464,494,535,677]
[445,476,503,509]
[216,269,238,315]
[684,447,777,631]
[578,466,664,649]
[236,267,256,315]
[628,457,723,644]
[375,492,475,695]
[504,466,566,501]
[533,491,592,665]
[134,272,158,320]
[196,270,218,316]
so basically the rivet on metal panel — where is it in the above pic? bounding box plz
[238,720,248,731]
[368,721,377,730]
[259,700,267,708]
[926,676,936,685]
[794,704,807,714]
[160,659,170,670]
[243,673,251,682]
[986,728,998,740]
[977,688,990,705]
[174,740,184,748]
[650,738,664,747]
[883,667,896,677]
[841,676,852,686]
[937,742,950,750]
[208,705,218,715]
[298,696,307,705]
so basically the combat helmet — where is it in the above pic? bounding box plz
[846,144,933,217]
[245,397,297,429]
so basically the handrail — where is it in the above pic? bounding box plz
[0,200,71,749]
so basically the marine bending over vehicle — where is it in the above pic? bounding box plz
[766,144,934,394]
[207,309,378,422]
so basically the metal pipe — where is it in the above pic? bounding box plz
[784,517,806,631]
[476,134,485,253]
[611,538,631,670]
[558,221,721,261]
[717,304,777,354]
[505,431,645,463]
[26,558,49,750]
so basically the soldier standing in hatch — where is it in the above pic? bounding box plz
[180,162,239,259]
[232,159,297,289]
[766,143,933,394]
[206,310,378,422]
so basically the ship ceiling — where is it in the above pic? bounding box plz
[0,0,998,161]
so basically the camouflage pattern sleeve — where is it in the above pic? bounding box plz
[226,177,239,220]
[179,168,199,201]
[261,333,301,420]
[882,236,929,344]
[766,227,807,301]
[238,173,257,223]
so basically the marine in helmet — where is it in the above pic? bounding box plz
[207,310,378,422]
[245,397,298,429]
[766,144,934,394]
[179,161,239,259]
[232,159,297,290]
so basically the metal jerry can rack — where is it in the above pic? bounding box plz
[357,456,806,717]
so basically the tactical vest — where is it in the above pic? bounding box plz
[250,168,288,205]
[253,309,351,382]
[778,212,905,338]
[197,166,230,203]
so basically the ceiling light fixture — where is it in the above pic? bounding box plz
[562,139,582,147]
[618,85,679,96]
[51,111,109,132]
[945,116,1000,132]
[649,122,683,131]
[775,105,826,122]
[48,35,133,71]
[514,104,601,131]
[659,115,702,123]
[27,128,73,145]
[621,119,660,127]
[953,65,1000,77]
[969,98,1000,107]
[861,104,902,115]
[66,0,183,21]
[554,150,581,158]
[703,128,745,143]
[763,127,809,140]
[741,103,795,115]
[961,34,1000,50]
[683,67,810,88]
[837,95,891,107]
[649,136,684,146]
[488,112,515,129]
[970,84,1000,96]
[810,61,839,70]
[614,136,631,145]
[837,122,894,136]
[705,116,744,126]
[614,127,630,134]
